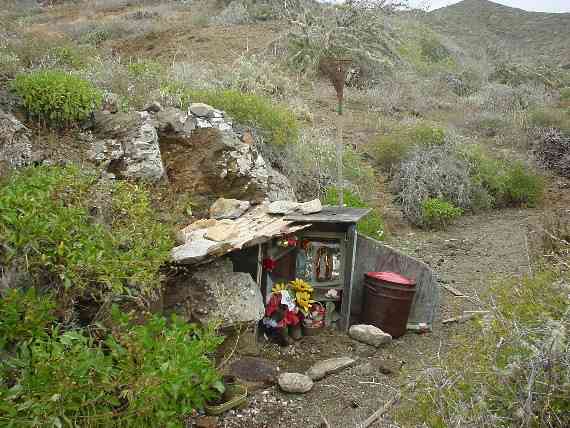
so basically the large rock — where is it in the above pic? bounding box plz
[267,169,297,202]
[158,124,293,202]
[163,257,264,327]
[91,111,164,181]
[278,373,313,394]
[306,357,356,381]
[0,109,32,173]
[209,198,250,220]
[155,107,196,135]
[349,324,392,347]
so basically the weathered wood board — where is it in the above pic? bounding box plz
[351,234,439,329]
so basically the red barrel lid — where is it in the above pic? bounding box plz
[365,271,416,286]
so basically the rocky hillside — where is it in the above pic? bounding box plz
[428,0,570,66]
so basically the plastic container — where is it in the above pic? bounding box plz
[362,271,416,338]
[205,384,248,416]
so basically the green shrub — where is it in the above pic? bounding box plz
[0,288,55,351]
[462,146,544,208]
[323,187,385,240]
[421,198,463,228]
[560,87,570,102]
[165,85,299,145]
[528,107,570,133]
[396,270,569,428]
[371,122,446,172]
[12,70,103,126]
[0,166,173,298]
[0,295,223,427]
[500,162,544,207]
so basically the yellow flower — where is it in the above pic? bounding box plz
[272,282,289,294]
[290,279,313,294]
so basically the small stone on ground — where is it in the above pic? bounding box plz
[349,324,392,347]
[278,373,313,393]
[306,357,356,381]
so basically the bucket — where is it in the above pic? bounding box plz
[362,272,416,338]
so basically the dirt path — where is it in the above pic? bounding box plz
[215,206,543,428]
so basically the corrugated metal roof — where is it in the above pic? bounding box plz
[171,204,311,265]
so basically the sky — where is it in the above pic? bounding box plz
[322,1,570,13]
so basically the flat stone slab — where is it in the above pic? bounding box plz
[278,373,313,394]
[229,357,278,385]
[306,357,356,381]
[349,324,392,347]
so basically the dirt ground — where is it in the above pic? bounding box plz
[213,177,570,428]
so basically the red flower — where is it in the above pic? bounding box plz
[262,258,277,272]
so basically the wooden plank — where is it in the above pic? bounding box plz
[340,224,357,331]
[284,207,371,224]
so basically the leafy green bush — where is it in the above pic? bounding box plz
[421,198,463,228]
[0,288,55,351]
[323,187,385,240]
[500,162,544,207]
[560,87,570,102]
[12,70,103,126]
[0,166,173,298]
[463,146,544,208]
[165,85,299,145]
[370,122,446,172]
[528,107,570,133]
[0,294,223,427]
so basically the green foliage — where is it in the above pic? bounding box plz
[491,62,567,88]
[323,188,385,240]
[0,166,173,298]
[528,107,570,133]
[0,288,55,351]
[370,122,446,172]
[166,85,299,145]
[560,87,570,102]
[463,146,544,208]
[12,70,103,126]
[127,60,164,80]
[0,294,223,427]
[500,162,544,207]
[421,198,463,228]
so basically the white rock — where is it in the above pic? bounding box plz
[189,102,214,118]
[278,373,313,393]
[297,199,322,215]
[306,357,356,381]
[268,200,300,215]
[349,324,392,347]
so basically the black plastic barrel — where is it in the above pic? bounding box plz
[362,272,416,338]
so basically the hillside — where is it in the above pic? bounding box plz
[1,1,569,427]
[428,0,570,66]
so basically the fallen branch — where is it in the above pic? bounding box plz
[442,311,489,324]
[358,392,401,428]
[441,283,466,297]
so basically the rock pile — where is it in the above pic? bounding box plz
[0,109,32,174]
[89,100,296,203]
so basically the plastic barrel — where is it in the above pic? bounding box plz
[362,272,416,338]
